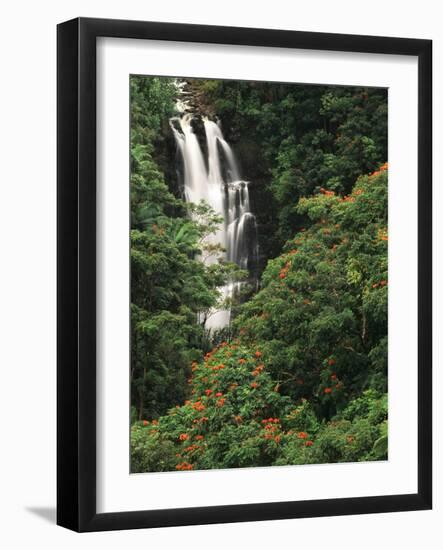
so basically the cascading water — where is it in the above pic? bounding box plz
[170,100,258,330]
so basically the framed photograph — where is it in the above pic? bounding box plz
[57,17,432,532]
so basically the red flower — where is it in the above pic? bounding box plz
[305,440,314,447]
[328,358,335,366]
[142,420,149,426]
[324,387,332,394]
[274,435,281,444]
[250,382,259,389]
[255,350,262,358]
[215,392,223,397]
[205,389,212,396]
[179,433,189,441]
[330,373,337,381]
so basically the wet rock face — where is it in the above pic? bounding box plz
[180,79,217,118]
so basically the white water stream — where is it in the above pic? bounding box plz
[170,108,258,330]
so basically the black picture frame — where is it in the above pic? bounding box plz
[57,17,432,532]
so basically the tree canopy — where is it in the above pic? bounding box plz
[129,76,388,470]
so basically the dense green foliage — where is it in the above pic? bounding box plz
[130,77,238,419]
[191,79,387,253]
[130,76,388,470]
[132,335,387,472]
[234,166,388,419]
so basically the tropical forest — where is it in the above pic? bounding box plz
[130,75,388,473]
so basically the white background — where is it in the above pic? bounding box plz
[0,0,441,548]
[97,39,418,513]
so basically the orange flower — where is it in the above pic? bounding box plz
[176,462,193,471]
[179,433,189,441]
[216,398,225,407]
[274,435,281,444]
[324,387,332,394]
[239,358,246,365]
[234,415,242,423]
[320,188,335,197]
[151,419,158,426]
[195,435,204,441]
[298,432,308,439]
[250,382,259,389]
[255,350,262,358]
[142,420,149,426]
[378,229,388,241]
[347,435,355,444]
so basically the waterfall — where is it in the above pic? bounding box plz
[170,110,258,330]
